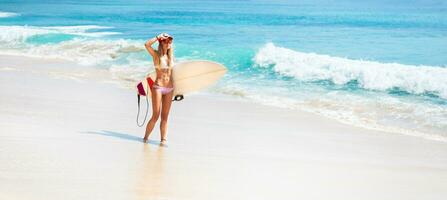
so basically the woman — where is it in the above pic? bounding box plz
[143,33,175,145]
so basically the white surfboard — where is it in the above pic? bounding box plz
[136,60,227,99]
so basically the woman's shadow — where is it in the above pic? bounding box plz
[81,130,163,146]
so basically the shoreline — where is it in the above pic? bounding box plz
[2,53,446,143]
[1,55,447,199]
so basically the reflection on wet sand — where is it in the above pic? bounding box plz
[136,142,166,200]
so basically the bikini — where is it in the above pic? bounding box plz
[136,54,177,127]
[153,85,173,95]
[154,55,174,95]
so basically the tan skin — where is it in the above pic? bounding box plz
[143,34,174,144]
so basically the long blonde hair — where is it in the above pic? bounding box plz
[156,40,174,67]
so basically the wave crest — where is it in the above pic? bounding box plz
[0,11,19,18]
[0,25,137,65]
[254,43,447,99]
[0,25,120,45]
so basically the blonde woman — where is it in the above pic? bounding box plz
[143,33,175,145]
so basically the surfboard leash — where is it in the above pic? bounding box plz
[136,94,150,127]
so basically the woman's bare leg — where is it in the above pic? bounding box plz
[160,91,174,142]
[144,89,162,142]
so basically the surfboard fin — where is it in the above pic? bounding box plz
[172,95,184,101]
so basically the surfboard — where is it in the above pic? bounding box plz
[136,60,227,99]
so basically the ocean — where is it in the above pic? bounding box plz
[1,0,446,141]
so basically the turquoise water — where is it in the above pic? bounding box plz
[1,0,446,141]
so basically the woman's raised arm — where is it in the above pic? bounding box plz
[144,36,158,58]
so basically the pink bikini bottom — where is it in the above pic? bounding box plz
[153,85,174,95]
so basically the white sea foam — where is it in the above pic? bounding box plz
[207,43,447,142]
[212,83,447,142]
[21,38,143,65]
[254,42,447,99]
[0,11,19,18]
[0,25,120,45]
[44,25,120,37]
[0,25,142,66]
[0,25,166,85]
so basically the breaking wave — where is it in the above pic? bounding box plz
[254,43,447,99]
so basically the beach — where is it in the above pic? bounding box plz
[1,55,447,200]
[2,0,447,199]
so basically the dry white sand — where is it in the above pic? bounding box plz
[1,55,447,200]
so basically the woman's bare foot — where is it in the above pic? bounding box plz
[160,139,167,145]
[143,131,150,143]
